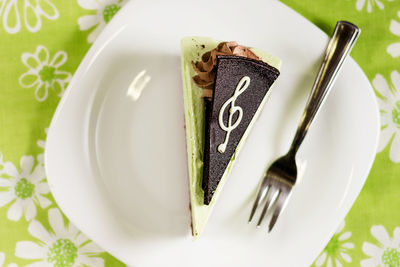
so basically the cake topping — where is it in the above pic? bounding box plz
[192,42,260,99]
[202,56,280,204]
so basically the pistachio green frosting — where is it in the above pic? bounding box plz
[181,37,281,237]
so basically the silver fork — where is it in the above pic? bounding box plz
[248,21,361,232]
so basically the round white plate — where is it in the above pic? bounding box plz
[45,0,380,266]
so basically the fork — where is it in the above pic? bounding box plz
[248,21,361,232]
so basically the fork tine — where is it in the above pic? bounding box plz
[268,191,288,232]
[257,188,278,227]
[249,184,269,222]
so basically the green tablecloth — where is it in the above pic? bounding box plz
[0,0,398,266]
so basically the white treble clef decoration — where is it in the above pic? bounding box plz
[217,76,250,153]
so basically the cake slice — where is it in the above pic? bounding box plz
[181,37,281,237]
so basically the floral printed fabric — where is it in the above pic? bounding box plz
[19,45,71,102]
[0,0,126,266]
[279,0,400,265]
[78,0,126,43]
[0,0,398,266]
[0,0,59,34]
[15,208,105,267]
[0,155,51,222]
[315,222,354,267]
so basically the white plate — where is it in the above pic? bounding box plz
[45,0,380,266]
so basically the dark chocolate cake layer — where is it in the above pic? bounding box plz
[203,55,280,204]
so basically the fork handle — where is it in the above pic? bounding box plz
[289,21,360,156]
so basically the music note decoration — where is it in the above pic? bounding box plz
[217,76,250,153]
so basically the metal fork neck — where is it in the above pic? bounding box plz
[288,21,360,157]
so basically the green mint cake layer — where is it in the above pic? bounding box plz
[180,36,281,237]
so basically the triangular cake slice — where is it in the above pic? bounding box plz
[181,37,281,237]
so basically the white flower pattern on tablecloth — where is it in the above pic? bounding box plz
[37,128,48,167]
[388,11,400,58]
[373,71,400,163]
[77,0,127,43]
[15,208,105,267]
[0,0,59,34]
[315,221,354,267]
[0,252,17,267]
[19,45,72,102]
[355,0,395,12]
[361,225,400,266]
[0,154,51,221]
